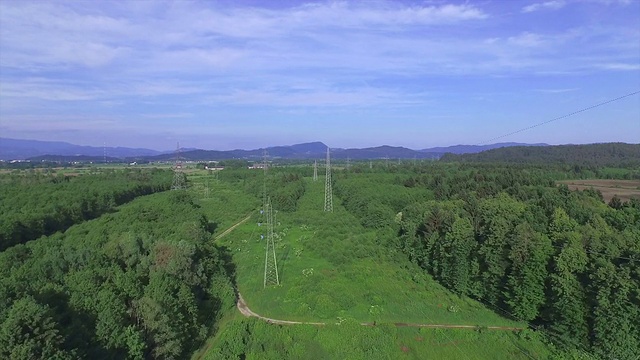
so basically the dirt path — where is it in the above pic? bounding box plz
[237,293,524,331]
[215,213,524,332]
[237,293,326,326]
[215,214,252,240]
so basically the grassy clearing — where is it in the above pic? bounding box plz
[204,316,553,360]
[218,177,526,327]
[188,170,260,235]
[193,172,556,359]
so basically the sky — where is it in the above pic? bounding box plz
[0,0,638,151]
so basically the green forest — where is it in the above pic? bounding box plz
[1,157,639,359]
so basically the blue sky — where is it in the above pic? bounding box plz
[0,0,638,150]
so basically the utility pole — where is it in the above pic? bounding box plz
[263,197,279,287]
[171,142,186,190]
[324,147,333,212]
[313,160,318,181]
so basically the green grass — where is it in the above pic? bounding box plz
[194,173,556,359]
[204,316,554,360]
[188,170,260,235]
[218,177,526,327]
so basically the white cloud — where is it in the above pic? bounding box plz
[0,0,638,114]
[596,63,640,70]
[522,1,566,13]
[507,32,546,47]
[534,88,580,93]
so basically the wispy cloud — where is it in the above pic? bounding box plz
[522,1,566,13]
[534,88,580,93]
[0,1,638,148]
[596,63,640,70]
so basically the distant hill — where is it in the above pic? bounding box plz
[141,142,329,161]
[27,155,123,163]
[144,143,442,161]
[1,137,561,162]
[332,145,436,160]
[421,142,547,154]
[441,142,640,167]
[0,138,162,160]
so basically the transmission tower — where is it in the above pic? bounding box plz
[346,157,350,170]
[313,160,318,181]
[263,197,280,287]
[262,150,268,211]
[324,147,333,212]
[171,142,186,190]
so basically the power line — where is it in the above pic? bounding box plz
[479,90,640,145]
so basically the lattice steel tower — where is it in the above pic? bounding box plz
[313,160,318,181]
[324,147,333,212]
[262,150,268,210]
[263,197,280,287]
[171,142,186,190]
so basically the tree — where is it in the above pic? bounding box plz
[0,297,72,360]
[504,223,552,321]
[440,216,475,295]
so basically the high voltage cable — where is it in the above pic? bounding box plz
[479,90,640,145]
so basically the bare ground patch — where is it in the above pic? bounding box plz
[558,180,640,202]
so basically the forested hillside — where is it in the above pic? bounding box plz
[441,142,640,167]
[0,190,235,359]
[2,161,638,359]
[0,169,171,251]
[335,163,640,359]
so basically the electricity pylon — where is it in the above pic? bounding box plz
[324,147,333,212]
[313,160,318,181]
[262,150,268,210]
[263,197,279,287]
[171,142,186,190]
[346,157,350,170]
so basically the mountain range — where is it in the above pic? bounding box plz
[0,137,548,161]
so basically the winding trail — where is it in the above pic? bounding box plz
[218,214,525,332]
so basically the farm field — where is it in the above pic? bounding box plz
[557,179,640,202]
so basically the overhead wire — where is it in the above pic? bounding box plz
[479,90,640,145]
